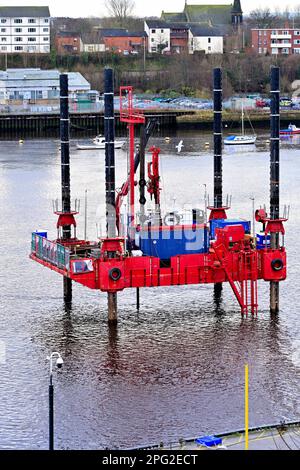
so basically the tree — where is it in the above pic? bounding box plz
[105,0,135,26]
[249,8,278,29]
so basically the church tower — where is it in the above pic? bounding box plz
[232,0,243,26]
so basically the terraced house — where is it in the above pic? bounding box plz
[0,6,50,54]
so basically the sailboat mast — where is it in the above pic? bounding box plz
[241,101,244,136]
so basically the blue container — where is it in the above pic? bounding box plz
[195,435,222,447]
[210,218,251,239]
[256,233,271,250]
[138,225,208,259]
[35,230,47,238]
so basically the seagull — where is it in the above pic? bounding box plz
[176,140,184,153]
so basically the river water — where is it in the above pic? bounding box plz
[0,130,299,449]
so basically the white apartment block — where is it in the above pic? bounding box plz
[0,6,50,54]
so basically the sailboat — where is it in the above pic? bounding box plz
[224,102,257,145]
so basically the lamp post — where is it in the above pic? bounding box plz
[47,351,63,451]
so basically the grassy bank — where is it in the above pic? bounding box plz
[177,110,300,129]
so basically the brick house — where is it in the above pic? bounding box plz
[55,31,82,55]
[251,28,300,56]
[99,29,147,54]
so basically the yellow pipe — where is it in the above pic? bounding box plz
[245,363,249,450]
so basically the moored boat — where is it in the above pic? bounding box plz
[224,102,257,145]
[280,123,300,135]
[77,135,126,150]
[224,135,257,145]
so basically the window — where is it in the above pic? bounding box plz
[282,48,289,54]
[294,48,300,54]
[1,19,7,23]
[151,38,154,42]
[271,39,277,44]
[151,29,156,33]
[272,48,278,54]
[258,47,262,53]
[258,39,262,45]
[264,31,267,36]
[259,30,262,36]
[264,48,267,53]
[283,30,289,35]
[15,37,23,42]
[161,29,164,33]
[43,28,48,32]
[1,46,7,50]
[14,19,22,23]
[28,19,36,23]
[283,39,290,44]
[1,37,7,42]
[44,18,49,23]
[43,37,48,41]
[208,46,211,51]
[264,40,267,45]
[151,46,157,52]
[15,28,22,33]
[14,46,23,50]
[272,30,277,35]
[295,31,300,35]
[208,37,211,43]
[28,28,36,33]
[1,28,6,32]
[28,37,36,42]
[294,39,300,44]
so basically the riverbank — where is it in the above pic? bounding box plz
[177,110,300,129]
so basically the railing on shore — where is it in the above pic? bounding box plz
[31,233,70,270]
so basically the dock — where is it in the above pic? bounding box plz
[0,109,195,137]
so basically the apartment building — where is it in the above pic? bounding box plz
[252,28,300,55]
[0,6,50,54]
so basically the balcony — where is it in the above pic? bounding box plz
[271,34,291,39]
[272,43,291,48]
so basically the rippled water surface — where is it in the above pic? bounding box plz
[0,131,299,449]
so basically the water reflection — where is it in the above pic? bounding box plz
[0,133,299,449]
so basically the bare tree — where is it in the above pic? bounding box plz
[105,0,135,26]
[249,8,278,28]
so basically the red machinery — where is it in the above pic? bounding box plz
[30,71,287,318]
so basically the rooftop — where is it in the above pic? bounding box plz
[0,68,90,90]
[184,4,232,24]
[99,28,147,38]
[0,6,50,17]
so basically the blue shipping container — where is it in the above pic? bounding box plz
[138,225,208,259]
[210,219,251,239]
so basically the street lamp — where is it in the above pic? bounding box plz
[47,351,63,450]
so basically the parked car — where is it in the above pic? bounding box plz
[280,97,293,107]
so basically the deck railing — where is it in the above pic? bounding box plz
[31,233,70,270]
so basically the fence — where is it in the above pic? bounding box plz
[31,233,70,270]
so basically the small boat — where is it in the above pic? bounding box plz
[224,135,257,145]
[280,124,300,135]
[77,135,126,150]
[224,102,257,145]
